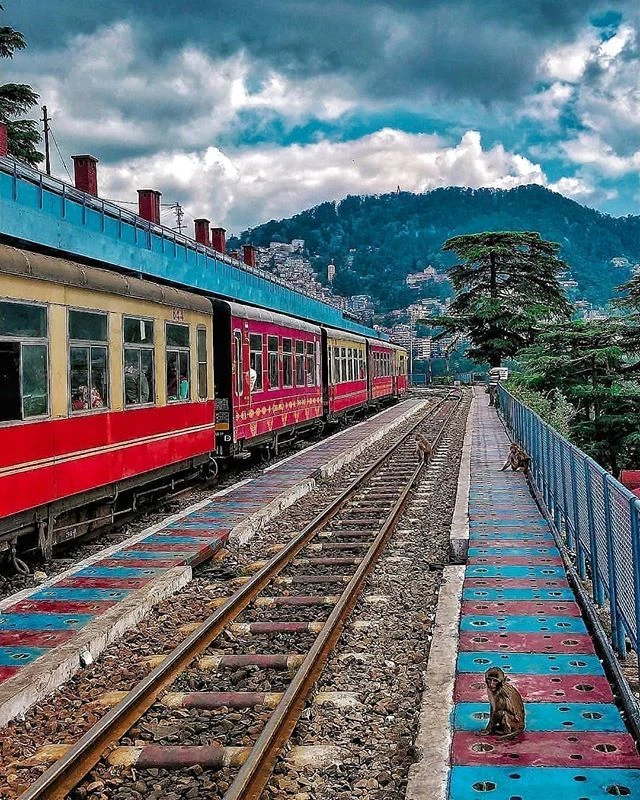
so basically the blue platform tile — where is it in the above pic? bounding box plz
[449,766,640,800]
[468,547,560,557]
[467,565,565,578]
[457,651,604,675]
[461,615,586,633]
[108,550,192,561]
[462,587,574,601]
[0,612,93,631]
[144,535,215,545]
[0,646,47,666]
[75,566,164,579]
[454,702,625,732]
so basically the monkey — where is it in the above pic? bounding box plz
[500,443,530,473]
[416,434,433,464]
[480,667,525,738]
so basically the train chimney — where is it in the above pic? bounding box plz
[211,226,226,254]
[71,154,99,196]
[243,244,257,268]
[194,218,210,246]
[0,122,7,157]
[137,189,161,224]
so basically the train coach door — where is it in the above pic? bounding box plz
[212,302,233,455]
[320,329,330,416]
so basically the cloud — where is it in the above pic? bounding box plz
[99,129,549,231]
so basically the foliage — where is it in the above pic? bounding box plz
[514,319,640,473]
[0,7,43,166]
[433,231,572,367]
[232,186,640,312]
[506,380,575,440]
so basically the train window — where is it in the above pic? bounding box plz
[295,340,305,386]
[346,348,352,382]
[69,309,108,412]
[306,341,315,386]
[249,334,263,392]
[166,322,190,401]
[234,330,243,396]
[359,350,365,379]
[197,328,208,399]
[124,317,154,406]
[268,336,279,389]
[0,301,49,422]
[283,338,293,387]
[340,347,347,382]
[332,346,339,385]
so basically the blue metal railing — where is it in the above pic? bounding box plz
[499,385,640,663]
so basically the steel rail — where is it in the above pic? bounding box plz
[19,391,461,800]
[223,393,462,799]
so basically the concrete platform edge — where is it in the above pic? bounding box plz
[0,566,191,728]
[450,394,474,561]
[405,564,464,800]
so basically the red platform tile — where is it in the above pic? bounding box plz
[96,558,187,569]
[452,730,640,768]
[126,542,213,552]
[454,673,614,704]
[9,599,117,615]
[0,629,75,648]
[462,601,581,616]
[459,631,595,654]
[0,666,20,683]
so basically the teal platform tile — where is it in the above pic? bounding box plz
[454,702,625,732]
[457,651,604,675]
[449,766,640,800]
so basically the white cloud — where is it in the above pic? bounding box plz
[99,129,549,230]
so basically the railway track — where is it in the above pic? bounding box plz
[19,390,462,800]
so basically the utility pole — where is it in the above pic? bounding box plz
[41,105,51,175]
[172,202,184,234]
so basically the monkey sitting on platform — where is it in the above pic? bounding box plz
[416,434,433,464]
[480,667,525,738]
[500,443,530,473]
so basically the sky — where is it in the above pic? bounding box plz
[3,1,640,233]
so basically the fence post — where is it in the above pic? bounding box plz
[569,453,585,578]
[603,474,626,657]
[584,462,604,606]
[629,497,640,685]
[559,441,571,549]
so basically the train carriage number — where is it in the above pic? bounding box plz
[172,308,186,322]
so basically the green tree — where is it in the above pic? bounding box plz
[515,319,640,474]
[433,231,572,367]
[0,6,43,166]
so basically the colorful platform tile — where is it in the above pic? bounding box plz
[449,390,640,799]
[0,399,424,691]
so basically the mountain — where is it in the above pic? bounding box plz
[232,186,640,313]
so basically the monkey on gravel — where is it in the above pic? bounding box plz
[416,434,433,464]
[480,667,525,738]
[500,443,530,474]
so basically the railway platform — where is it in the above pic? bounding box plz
[409,388,640,800]
[0,397,426,727]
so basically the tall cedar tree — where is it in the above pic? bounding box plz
[432,231,572,367]
[0,5,43,166]
[516,319,640,474]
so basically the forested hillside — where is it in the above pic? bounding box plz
[233,186,640,312]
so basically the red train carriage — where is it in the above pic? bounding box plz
[323,327,368,420]
[393,344,408,398]
[211,300,323,457]
[0,244,215,552]
[368,339,397,404]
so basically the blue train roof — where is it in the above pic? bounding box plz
[0,157,386,340]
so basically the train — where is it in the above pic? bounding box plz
[0,242,407,558]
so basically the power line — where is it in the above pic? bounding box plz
[48,125,73,183]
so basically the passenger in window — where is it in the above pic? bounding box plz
[72,387,88,411]
[179,377,189,400]
[249,366,257,392]
[125,363,150,405]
